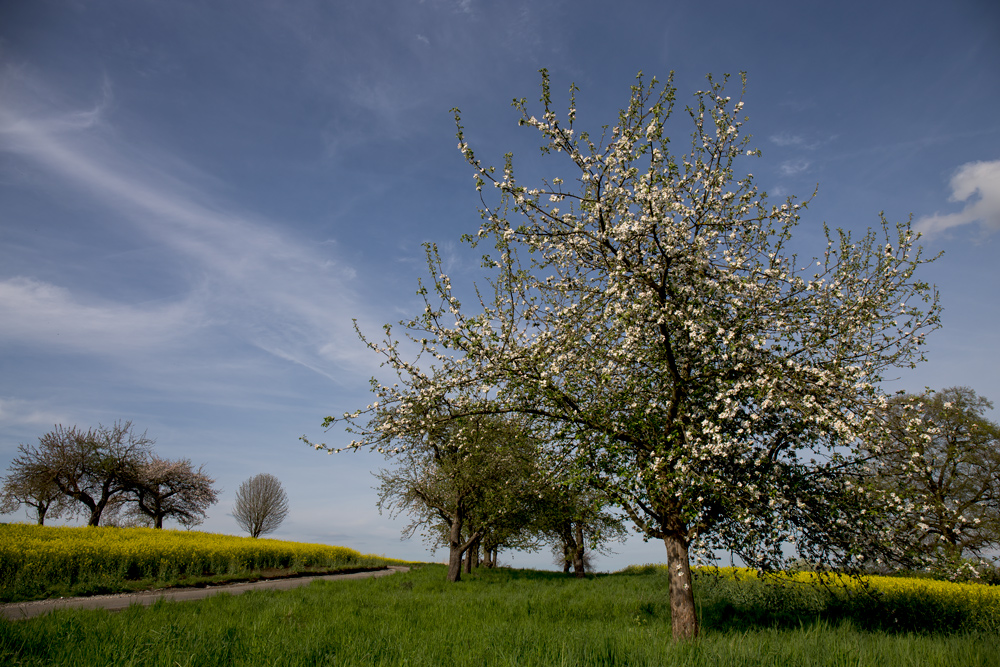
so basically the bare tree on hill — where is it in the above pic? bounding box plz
[233,473,289,538]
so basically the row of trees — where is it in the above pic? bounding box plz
[1,421,218,529]
[307,69,954,641]
[3,422,293,539]
[373,414,626,581]
[368,386,1000,583]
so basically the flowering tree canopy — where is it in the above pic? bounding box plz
[311,71,940,639]
[866,387,1000,574]
[124,456,219,529]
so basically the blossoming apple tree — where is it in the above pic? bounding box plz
[311,71,940,640]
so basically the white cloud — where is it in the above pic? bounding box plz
[0,70,383,380]
[779,159,811,176]
[916,160,1000,236]
[770,132,808,148]
[0,397,71,429]
[0,277,200,354]
[769,132,835,151]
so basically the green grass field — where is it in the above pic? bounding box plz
[3,565,999,666]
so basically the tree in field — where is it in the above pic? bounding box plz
[865,387,1000,569]
[374,414,542,582]
[233,473,289,538]
[120,456,220,529]
[535,486,626,577]
[311,71,940,639]
[0,462,69,525]
[6,422,154,526]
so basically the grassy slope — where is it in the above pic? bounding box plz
[2,565,998,667]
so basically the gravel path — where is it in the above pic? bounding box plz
[1,566,409,621]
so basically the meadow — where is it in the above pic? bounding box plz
[2,557,1000,666]
[0,523,406,602]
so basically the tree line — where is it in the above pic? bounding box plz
[368,388,1000,583]
[3,422,294,539]
[2,420,218,529]
[373,414,626,581]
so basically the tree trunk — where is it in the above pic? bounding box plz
[447,517,464,582]
[147,496,165,529]
[87,496,107,526]
[663,530,698,640]
[561,523,574,574]
[572,522,586,578]
[61,486,101,526]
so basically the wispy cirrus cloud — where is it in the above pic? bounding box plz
[0,69,380,381]
[778,159,812,176]
[916,160,1000,237]
[770,132,810,148]
[0,277,201,354]
[768,132,834,150]
[767,132,836,179]
[0,397,73,430]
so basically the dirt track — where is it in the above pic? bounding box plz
[1,566,409,621]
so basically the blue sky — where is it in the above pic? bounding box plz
[1,0,998,570]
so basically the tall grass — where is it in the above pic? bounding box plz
[617,564,1000,634]
[0,523,407,602]
[3,565,998,666]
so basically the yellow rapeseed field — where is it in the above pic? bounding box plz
[708,565,1000,609]
[0,522,406,601]
[620,563,1000,632]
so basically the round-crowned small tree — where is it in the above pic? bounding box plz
[865,387,1000,571]
[232,473,289,538]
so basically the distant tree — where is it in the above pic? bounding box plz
[233,473,289,538]
[474,488,547,570]
[119,456,219,529]
[6,422,153,526]
[374,414,543,582]
[0,461,69,525]
[866,387,1000,568]
[535,486,626,577]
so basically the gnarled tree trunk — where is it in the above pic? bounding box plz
[447,514,464,582]
[663,530,698,640]
[31,499,53,526]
